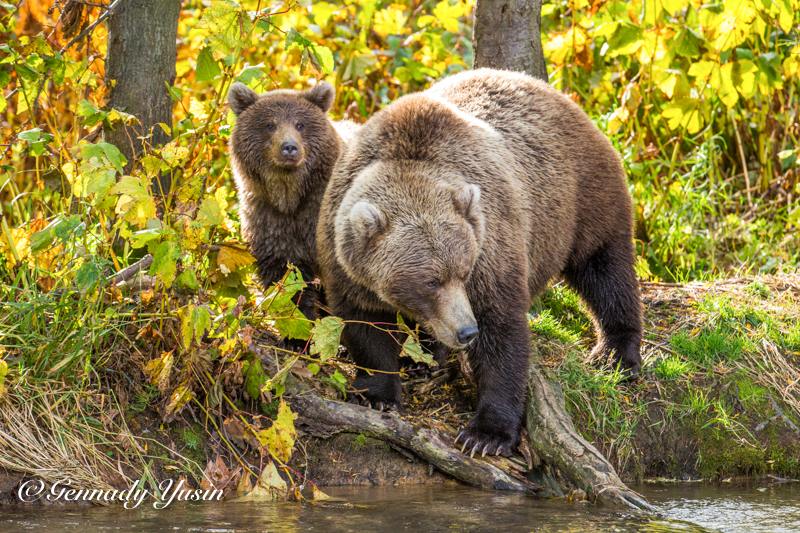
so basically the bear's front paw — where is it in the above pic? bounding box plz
[454,421,520,458]
[350,373,401,411]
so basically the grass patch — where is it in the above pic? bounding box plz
[653,356,692,380]
[670,328,747,365]
[530,309,581,344]
[533,285,593,339]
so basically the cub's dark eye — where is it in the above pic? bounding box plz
[295,121,305,131]
[425,279,441,290]
[264,122,276,132]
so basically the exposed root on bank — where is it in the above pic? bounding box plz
[525,364,654,510]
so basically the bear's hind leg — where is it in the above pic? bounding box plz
[563,237,643,376]
[340,305,404,409]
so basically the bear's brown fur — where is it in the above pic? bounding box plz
[228,82,356,317]
[316,68,642,455]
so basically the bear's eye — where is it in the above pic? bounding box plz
[425,279,441,290]
[295,121,305,132]
[264,122,276,132]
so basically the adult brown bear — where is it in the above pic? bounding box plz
[316,69,642,456]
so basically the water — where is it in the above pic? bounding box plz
[1,483,798,532]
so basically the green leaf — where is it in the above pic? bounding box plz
[81,141,127,172]
[196,47,222,82]
[244,358,267,400]
[18,127,53,156]
[311,45,335,74]
[176,269,200,291]
[397,314,435,366]
[77,99,107,127]
[76,260,105,291]
[326,370,348,397]
[30,215,82,253]
[150,240,180,287]
[195,195,224,227]
[310,316,344,362]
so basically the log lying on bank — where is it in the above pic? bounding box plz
[290,392,542,494]
[270,342,654,509]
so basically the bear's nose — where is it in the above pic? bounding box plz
[456,325,479,345]
[280,141,299,158]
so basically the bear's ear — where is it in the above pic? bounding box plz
[228,83,258,115]
[350,201,386,243]
[452,183,481,222]
[304,81,334,112]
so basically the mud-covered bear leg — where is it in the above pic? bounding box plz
[456,309,530,457]
[339,303,404,409]
[563,236,643,376]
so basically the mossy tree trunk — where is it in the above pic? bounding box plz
[103,0,181,187]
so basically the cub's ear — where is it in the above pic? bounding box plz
[305,81,334,112]
[228,83,258,115]
[350,201,386,243]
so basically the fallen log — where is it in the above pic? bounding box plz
[290,392,542,494]
[251,332,653,509]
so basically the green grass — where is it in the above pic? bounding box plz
[653,356,692,380]
[670,328,747,365]
[529,309,581,344]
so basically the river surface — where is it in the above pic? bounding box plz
[1,483,798,532]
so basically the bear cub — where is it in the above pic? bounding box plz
[228,82,351,318]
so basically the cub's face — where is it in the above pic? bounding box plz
[335,163,486,349]
[228,82,334,209]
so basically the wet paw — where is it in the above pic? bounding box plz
[454,425,518,458]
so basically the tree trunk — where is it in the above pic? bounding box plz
[473,0,548,82]
[104,0,181,172]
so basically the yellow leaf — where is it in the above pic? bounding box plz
[373,5,408,38]
[0,359,8,397]
[718,62,739,108]
[657,73,678,98]
[144,351,174,393]
[734,59,758,99]
[254,400,297,463]
[432,0,466,32]
[309,2,338,27]
[217,243,255,275]
[236,462,288,502]
[661,0,688,15]
[165,384,194,417]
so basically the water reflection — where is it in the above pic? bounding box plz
[1,483,797,532]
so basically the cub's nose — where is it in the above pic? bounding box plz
[456,325,479,345]
[280,141,299,158]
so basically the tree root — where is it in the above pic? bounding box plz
[525,364,655,511]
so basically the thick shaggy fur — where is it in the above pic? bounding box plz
[229,82,356,317]
[316,69,642,455]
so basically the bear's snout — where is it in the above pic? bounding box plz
[456,325,479,345]
[271,125,305,167]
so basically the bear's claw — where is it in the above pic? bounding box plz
[454,428,513,458]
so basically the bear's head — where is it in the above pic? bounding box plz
[334,161,486,349]
[228,82,335,212]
